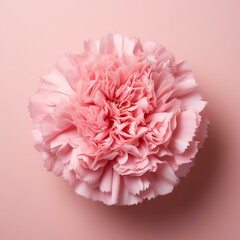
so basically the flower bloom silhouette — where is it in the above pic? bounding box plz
[29,34,208,205]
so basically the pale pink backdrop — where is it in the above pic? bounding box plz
[1,0,240,239]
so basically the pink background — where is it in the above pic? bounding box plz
[1,0,240,239]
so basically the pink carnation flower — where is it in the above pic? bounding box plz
[29,33,208,205]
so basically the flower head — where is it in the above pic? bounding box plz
[29,34,208,205]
